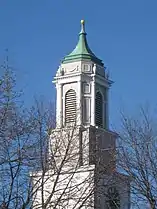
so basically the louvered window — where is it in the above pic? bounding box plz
[65,89,76,125]
[95,91,103,127]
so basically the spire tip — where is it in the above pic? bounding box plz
[81,19,85,25]
[80,19,85,33]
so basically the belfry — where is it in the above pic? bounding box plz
[54,20,110,129]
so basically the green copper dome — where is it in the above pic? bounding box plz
[62,20,104,66]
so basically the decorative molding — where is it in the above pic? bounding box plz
[53,72,82,83]
[69,65,79,72]
[83,64,92,73]
[82,82,91,94]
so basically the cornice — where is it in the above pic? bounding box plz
[53,73,82,83]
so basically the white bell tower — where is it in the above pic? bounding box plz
[52,20,130,209]
[31,20,130,209]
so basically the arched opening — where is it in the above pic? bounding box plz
[95,91,103,127]
[65,89,76,125]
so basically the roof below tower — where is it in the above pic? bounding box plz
[62,20,104,66]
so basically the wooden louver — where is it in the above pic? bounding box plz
[95,91,103,127]
[65,89,77,125]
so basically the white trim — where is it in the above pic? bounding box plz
[91,78,95,126]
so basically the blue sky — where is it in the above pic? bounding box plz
[0,0,157,128]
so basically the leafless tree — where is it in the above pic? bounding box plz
[0,60,37,208]
[0,62,95,209]
[30,109,97,209]
[0,59,122,209]
[117,107,157,208]
[30,110,125,209]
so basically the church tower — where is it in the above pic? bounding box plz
[52,20,130,209]
[31,20,130,209]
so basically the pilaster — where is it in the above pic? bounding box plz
[91,76,95,126]
[56,83,63,128]
[77,79,82,125]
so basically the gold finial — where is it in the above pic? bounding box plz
[81,19,85,25]
[80,20,85,33]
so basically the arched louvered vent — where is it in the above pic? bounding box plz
[95,91,103,127]
[65,89,76,125]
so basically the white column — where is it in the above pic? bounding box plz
[56,83,62,128]
[77,79,82,126]
[91,77,95,126]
